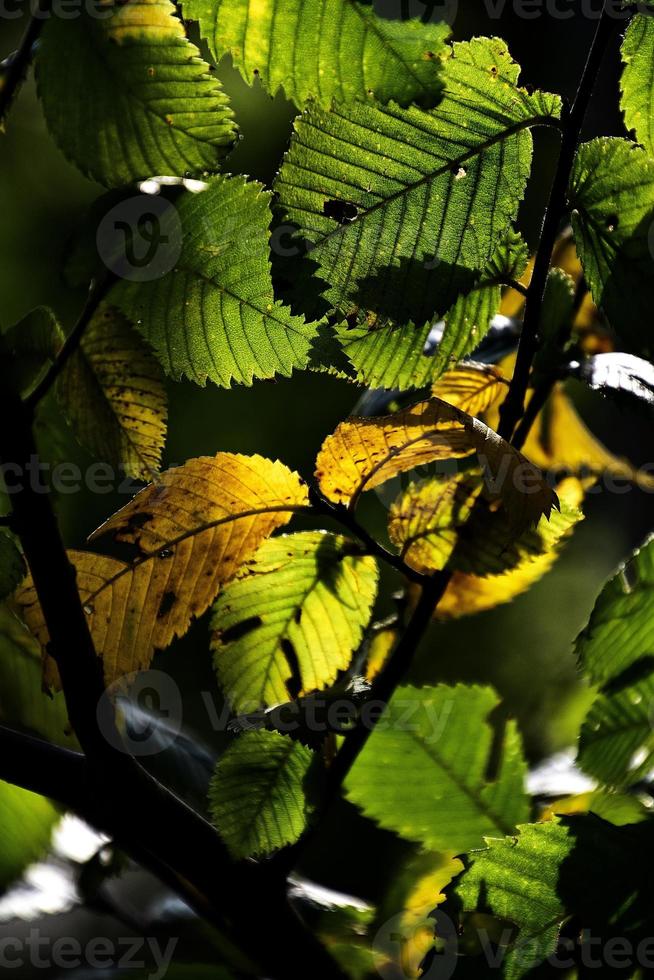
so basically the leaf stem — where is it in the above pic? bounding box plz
[498,3,622,442]
[0,0,51,125]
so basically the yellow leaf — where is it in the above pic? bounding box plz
[431,363,509,417]
[388,474,482,575]
[14,454,308,686]
[435,478,584,618]
[365,626,397,681]
[316,398,557,530]
[57,305,167,480]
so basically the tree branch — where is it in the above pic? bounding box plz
[498,3,622,442]
[0,0,52,125]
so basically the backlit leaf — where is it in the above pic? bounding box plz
[211,531,378,712]
[36,0,236,186]
[346,684,529,853]
[315,396,557,530]
[0,783,58,890]
[576,536,654,786]
[56,305,167,481]
[182,0,450,108]
[113,176,317,387]
[621,13,654,155]
[275,38,561,325]
[209,730,314,858]
[569,138,654,356]
[14,454,308,686]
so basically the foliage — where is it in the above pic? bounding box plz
[2,4,654,979]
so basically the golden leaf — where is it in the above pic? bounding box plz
[431,363,509,417]
[316,398,557,530]
[435,478,584,619]
[14,454,308,686]
[57,305,167,480]
[388,474,482,575]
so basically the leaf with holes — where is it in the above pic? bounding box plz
[36,0,236,187]
[211,532,378,713]
[56,305,167,481]
[112,176,317,387]
[345,684,529,853]
[181,0,450,108]
[275,37,560,325]
[209,730,315,858]
[13,454,308,687]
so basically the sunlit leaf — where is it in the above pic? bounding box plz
[275,38,561,325]
[113,176,317,387]
[569,138,654,356]
[435,478,584,618]
[182,0,450,108]
[576,535,654,787]
[432,363,509,416]
[211,531,378,712]
[315,395,557,530]
[621,13,654,155]
[345,684,529,853]
[56,305,167,481]
[209,730,315,858]
[333,231,527,391]
[0,783,58,889]
[539,789,649,826]
[36,0,236,186]
[14,454,308,686]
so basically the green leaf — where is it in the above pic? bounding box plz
[453,816,654,979]
[0,604,72,746]
[182,0,450,108]
[345,684,529,853]
[211,531,378,712]
[36,0,236,187]
[275,37,561,326]
[334,229,528,390]
[0,782,58,889]
[0,536,25,601]
[621,13,654,155]
[569,138,654,356]
[209,730,315,858]
[112,177,317,386]
[56,305,167,480]
[576,535,654,787]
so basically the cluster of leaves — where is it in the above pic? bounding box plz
[1,1,654,977]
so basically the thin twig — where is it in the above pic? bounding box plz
[0,0,52,125]
[26,274,114,411]
[498,3,622,442]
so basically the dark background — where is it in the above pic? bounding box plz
[1,0,653,914]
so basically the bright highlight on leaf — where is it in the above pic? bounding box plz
[211,531,378,713]
[209,730,315,859]
[621,14,654,155]
[113,176,317,387]
[36,0,237,187]
[275,37,561,325]
[56,305,167,481]
[0,783,58,890]
[315,395,557,530]
[182,0,450,108]
[345,684,529,854]
[14,454,308,686]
